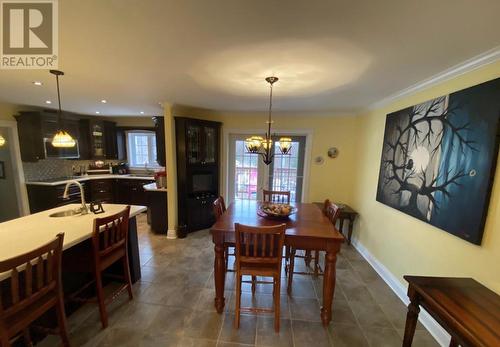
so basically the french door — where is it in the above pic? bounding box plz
[228,134,306,203]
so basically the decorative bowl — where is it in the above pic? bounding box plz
[258,203,296,219]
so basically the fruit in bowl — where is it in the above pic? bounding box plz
[259,203,296,219]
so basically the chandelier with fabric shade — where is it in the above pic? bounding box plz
[50,70,76,148]
[245,76,292,165]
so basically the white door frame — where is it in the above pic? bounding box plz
[222,128,313,204]
[0,120,30,216]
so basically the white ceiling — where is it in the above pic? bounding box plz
[0,0,499,116]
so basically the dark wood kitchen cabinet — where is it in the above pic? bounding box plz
[89,179,114,203]
[104,121,119,160]
[79,119,106,159]
[15,111,80,162]
[26,182,90,214]
[114,179,155,206]
[175,117,221,235]
[152,116,166,166]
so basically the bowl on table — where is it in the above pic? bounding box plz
[258,202,296,220]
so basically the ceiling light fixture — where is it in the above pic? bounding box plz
[140,111,144,114]
[101,99,107,103]
[33,81,43,86]
[0,135,5,147]
[95,111,100,114]
[50,70,76,148]
[45,100,52,104]
[245,76,292,165]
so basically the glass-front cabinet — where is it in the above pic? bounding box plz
[186,122,218,165]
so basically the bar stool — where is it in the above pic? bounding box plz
[0,233,70,347]
[68,207,133,328]
[234,223,286,332]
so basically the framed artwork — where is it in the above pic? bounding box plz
[0,161,4,179]
[376,77,500,245]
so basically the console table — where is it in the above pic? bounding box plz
[403,276,500,347]
[314,202,358,244]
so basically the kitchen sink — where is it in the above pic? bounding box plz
[49,209,82,218]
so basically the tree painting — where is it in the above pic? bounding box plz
[376,78,500,245]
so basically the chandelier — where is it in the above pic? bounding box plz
[245,76,292,165]
[50,70,76,148]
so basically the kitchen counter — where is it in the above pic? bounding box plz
[143,182,167,192]
[25,174,155,186]
[0,204,146,267]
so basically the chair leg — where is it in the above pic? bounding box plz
[274,276,281,332]
[225,246,229,271]
[235,274,241,329]
[95,270,109,329]
[251,276,257,295]
[284,246,290,274]
[287,248,296,294]
[55,291,71,347]
[314,251,320,276]
[123,255,134,300]
[23,328,33,347]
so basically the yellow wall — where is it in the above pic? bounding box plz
[352,61,500,293]
[189,111,361,205]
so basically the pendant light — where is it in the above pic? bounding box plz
[0,134,5,147]
[50,70,76,148]
[245,76,292,165]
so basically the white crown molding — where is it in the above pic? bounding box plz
[351,238,451,347]
[367,46,500,111]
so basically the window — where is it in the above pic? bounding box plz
[126,131,159,168]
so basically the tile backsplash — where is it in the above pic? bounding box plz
[22,159,120,181]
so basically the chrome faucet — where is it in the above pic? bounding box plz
[63,180,89,215]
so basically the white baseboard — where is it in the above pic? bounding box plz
[351,239,451,347]
[166,229,177,239]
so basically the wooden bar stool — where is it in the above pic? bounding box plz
[287,200,340,293]
[213,196,235,272]
[234,223,286,332]
[0,233,70,347]
[68,207,133,329]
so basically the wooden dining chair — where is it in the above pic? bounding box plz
[0,233,70,347]
[213,196,235,272]
[234,223,286,332]
[263,190,291,204]
[68,207,133,329]
[287,200,341,293]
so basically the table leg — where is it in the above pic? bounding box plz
[321,250,338,325]
[214,241,226,313]
[347,217,354,245]
[402,294,421,347]
[339,218,345,237]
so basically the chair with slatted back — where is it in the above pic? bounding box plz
[262,190,291,204]
[213,197,235,272]
[0,233,70,347]
[287,201,341,293]
[234,223,286,332]
[90,206,133,328]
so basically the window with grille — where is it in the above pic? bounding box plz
[126,131,159,168]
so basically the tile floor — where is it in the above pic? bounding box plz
[40,213,440,347]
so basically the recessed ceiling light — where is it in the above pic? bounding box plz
[101,99,107,103]
[95,111,100,114]
[140,111,145,114]
[33,81,43,86]
[45,100,52,104]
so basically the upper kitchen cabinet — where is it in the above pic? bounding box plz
[176,117,221,166]
[15,111,80,162]
[79,119,106,159]
[152,116,166,166]
[104,120,119,160]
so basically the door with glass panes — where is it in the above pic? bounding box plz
[228,135,306,203]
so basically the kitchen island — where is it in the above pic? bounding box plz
[143,183,167,234]
[0,203,146,282]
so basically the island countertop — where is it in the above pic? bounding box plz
[0,204,146,264]
[25,174,155,186]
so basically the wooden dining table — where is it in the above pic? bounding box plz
[210,200,345,326]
